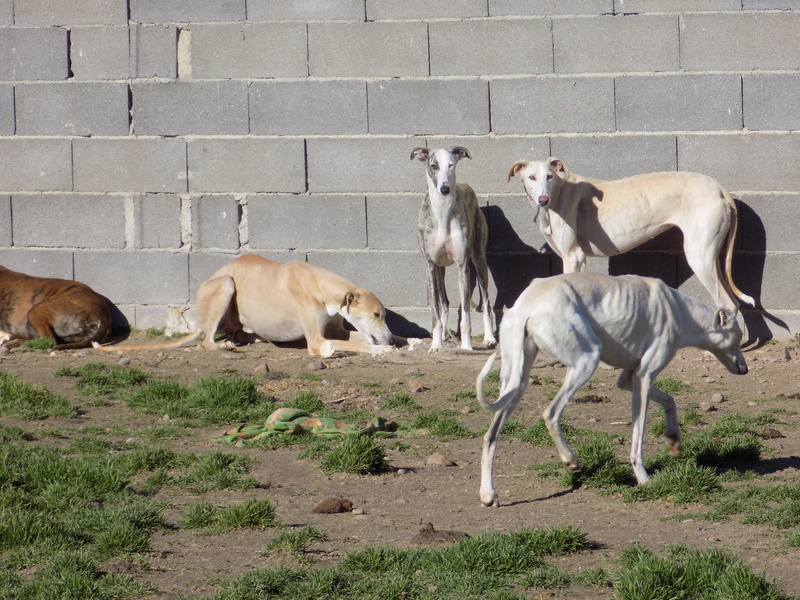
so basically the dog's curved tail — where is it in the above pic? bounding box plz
[722,188,756,309]
[92,329,203,352]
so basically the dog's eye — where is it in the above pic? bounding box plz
[529,175,536,181]
[430,163,439,171]
[373,312,380,318]
[547,174,553,180]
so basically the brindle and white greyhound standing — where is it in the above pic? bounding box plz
[476,273,748,508]
[411,147,496,352]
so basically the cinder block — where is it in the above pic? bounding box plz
[191,23,307,78]
[12,194,125,249]
[14,0,127,25]
[491,76,615,134]
[744,0,800,7]
[0,139,72,192]
[16,82,129,136]
[0,27,68,80]
[191,195,241,250]
[70,26,129,80]
[130,24,178,78]
[366,195,419,251]
[368,80,489,135]
[0,84,12,134]
[428,135,551,194]
[249,0,364,20]
[367,0,487,19]
[248,195,366,250]
[554,14,678,73]
[309,22,428,77]
[615,0,739,10]
[681,13,800,71]
[0,0,11,25]
[0,195,10,246]
[132,81,248,136]
[0,249,73,278]
[75,251,189,304]
[727,253,800,311]
[134,194,182,249]
[130,304,176,331]
[385,307,430,339]
[307,137,426,193]
[308,250,427,307]
[678,133,800,192]
[187,138,305,193]
[73,138,187,193]
[188,250,305,299]
[616,74,741,132]
[550,134,677,180]
[738,194,800,253]
[250,81,367,135]
[490,0,612,15]
[430,19,552,76]
[744,73,800,131]
[130,0,245,23]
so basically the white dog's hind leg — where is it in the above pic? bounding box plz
[457,260,473,351]
[627,371,656,484]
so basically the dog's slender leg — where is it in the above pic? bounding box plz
[628,370,655,484]
[428,263,448,352]
[196,275,236,350]
[456,259,473,351]
[682,235,738,311]
[543,349,600,474]
[471,241,496,348]
[481,407,512,507]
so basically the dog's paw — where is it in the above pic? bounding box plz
[319,341,336,358]
[406,338,423,351]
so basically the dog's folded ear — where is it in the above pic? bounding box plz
[450,146,472,161]
[548,157,568,176]
[410,147,430,161]
[715,307,736,328]
[341,291,357,312]
[507,160,528,182]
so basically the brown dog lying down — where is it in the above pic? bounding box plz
[0,266,112,350]
[94,254,397,357]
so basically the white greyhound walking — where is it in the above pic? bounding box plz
[476,273,748,508]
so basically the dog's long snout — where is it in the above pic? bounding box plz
[440,184,451,196]
[537,195,550,207]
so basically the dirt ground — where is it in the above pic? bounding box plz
[1,332,799,599]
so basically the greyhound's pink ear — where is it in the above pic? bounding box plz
[548,157,568,175]
[506,161,527,182]
[410,147,430,161]
[450,146,472,161]
[341,291,357,311]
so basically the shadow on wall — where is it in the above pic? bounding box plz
[484,205,552,323]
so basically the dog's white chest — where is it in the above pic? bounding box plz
[425,225,467,266]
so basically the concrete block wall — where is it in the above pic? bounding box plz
[1,1,799,340]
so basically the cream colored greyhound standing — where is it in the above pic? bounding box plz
[412,146,496,352]
[476,273,748,508]
[94,255,395,356]
[507,158,755,312]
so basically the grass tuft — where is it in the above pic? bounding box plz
[180,497,280,534]
[21,336,56,350]
[0,371,75,420]
[319,435,388,475]
[55,362,149,397]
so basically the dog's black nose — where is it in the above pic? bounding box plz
[440,185,450,195]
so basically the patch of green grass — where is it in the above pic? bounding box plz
[21,336,56,350]
[449,389,477,401]
[654,377,693,395]
[563,433,636,489]
[180,450,259,493]
[411,409,472,439]
[126,376,274,426]
[486,369,501,383]
[0,371,75,420]
[0,423,36,442]
[280,391,324,413]
[615,544,792,600]
[180,497,280,534]
[622,461,721,503]
[297,373,323,382]
[520,564,572,589]
[706,483,800,530]
[265,525,327,561]
[318,435,388,475]
[145,327,164,338]
[380,392,421,412]
[55,362,150,397]
[787,530,800,547]
[137,423,191,442]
